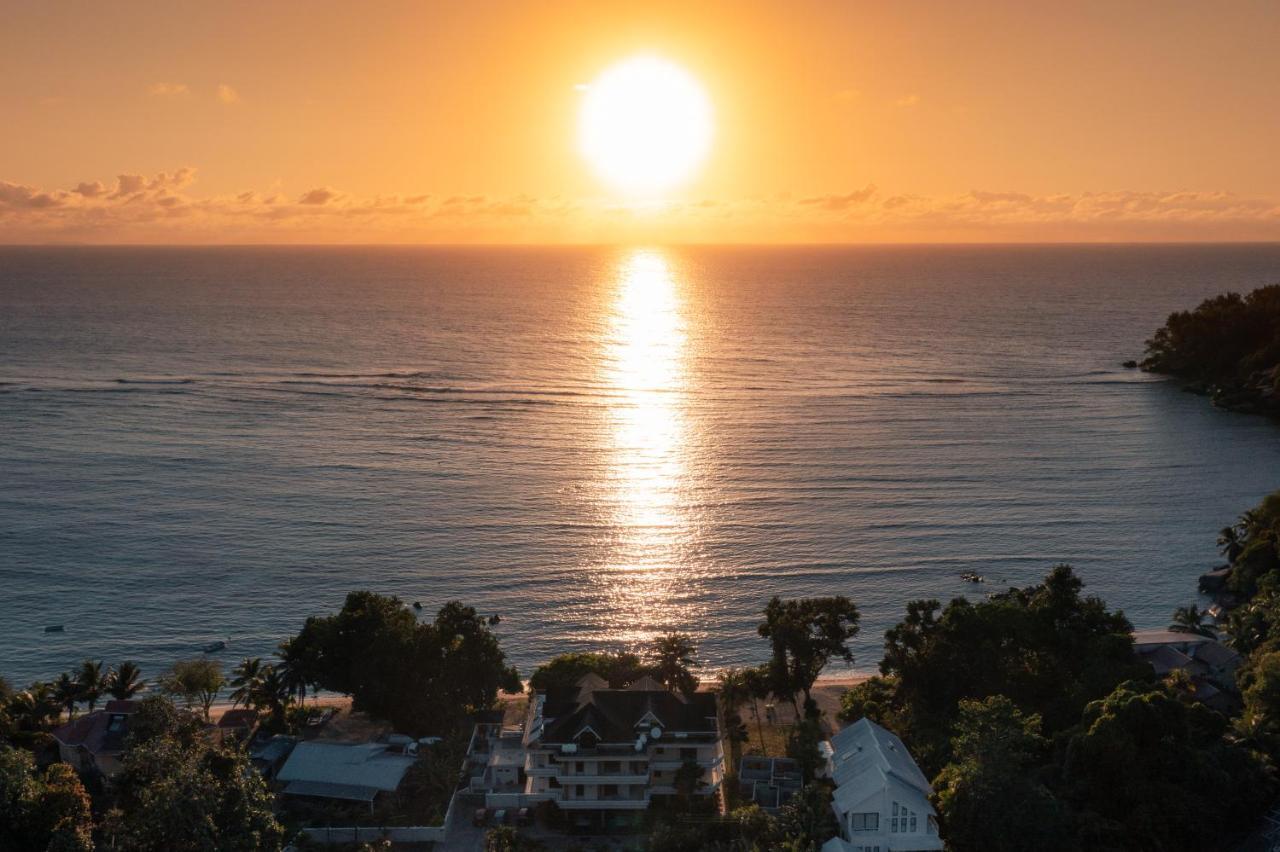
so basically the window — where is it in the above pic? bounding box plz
[575,761,585,773]
[603,784,618,797]
[680,747,697,761]
[910,815,917,832]
[851,813,878,831]
[891,818,898,832]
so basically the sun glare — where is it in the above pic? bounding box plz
[578,56,713,195]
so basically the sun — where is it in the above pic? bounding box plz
[578,56,713,195]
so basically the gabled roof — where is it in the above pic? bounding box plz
[829,718,932,800]
[538,685,716,744]
[51,701,138,756]
[1191,640,1241,669]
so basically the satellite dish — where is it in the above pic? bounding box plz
[650,726,662,739]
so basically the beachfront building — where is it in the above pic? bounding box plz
[468,674,724,832]
[1133,629,1242,712]
[738,755,803,810]
[821,718,943,852]
[275,741,418,812]
[51,699,138,778]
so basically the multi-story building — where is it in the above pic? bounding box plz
[469,674,724,830]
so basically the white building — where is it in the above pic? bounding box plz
[468,674,724,831]
[822,718,943,852]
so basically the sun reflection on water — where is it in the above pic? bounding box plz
[596,249,700,645]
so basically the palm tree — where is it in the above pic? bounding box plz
[53,672,80,720]
[76,660,106,713]
[716,668,751,764]
[276,642,312,706]
[250,665,291,724]
[106,661,145,700]
[228,658,263,709]
[741,665,771,752]
[1170,605,1215,638]
[1218,525,1247,564]
[648,633,701,696]
[10,682,62,730]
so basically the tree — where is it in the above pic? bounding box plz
[53,672,80,721]
[1169,604,1215,637]
[933,696,1069,852]
[160,658,225,721]
[249,666,291,727]
[1060,680,1272,850]
[758,596,860,717]
[717,668,751,764]
[104,696,284,851]
[484,826,546,851]
[785,718,824,784]
[527,651,646,692]
[286,593,520,735]
[772,782,838,852]
[0,746,94,851]
[1219,524,1247,564]
[8,683,62,732]
[76,660,106,713]
[228,658,263,709]
[107,661,146,700]
[648,633,700,696]
[879,565,1149,771]
[741,664,772,750]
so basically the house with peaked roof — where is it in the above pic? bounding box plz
[51,699,138,778]
[822,718,943,852]
[468,674,724,831]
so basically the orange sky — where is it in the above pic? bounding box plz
[2,0,1279,243]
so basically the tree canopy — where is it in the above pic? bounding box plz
[759,596,859,717]
[285,592,520,735]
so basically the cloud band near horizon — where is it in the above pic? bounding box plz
[2,169,1278,244]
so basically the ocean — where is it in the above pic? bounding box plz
[2,244,1279,687]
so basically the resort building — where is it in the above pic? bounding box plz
[468,674,724,831]
[275,740,418,811]
[1133,629,1242,713]
[822,718,943,852]
[51,699,138,778]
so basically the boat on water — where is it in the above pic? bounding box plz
[200,640,227,654]
[44,625,65,633]
[960,571,985,584]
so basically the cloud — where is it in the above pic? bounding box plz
[895,93,921,108]
[299,187,339,205]
[1,166,1278,243]
[216,84,240,104]
[798,185,878,210]
[148,82,190,97]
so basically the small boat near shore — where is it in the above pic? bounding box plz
[44,625,65,633]
[200,640,227,654]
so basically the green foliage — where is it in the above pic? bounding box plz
[396,735,468,825]
[647,633,701,696]
[879,564,1148,770]
[1061,680,1272,849]
[785,718,824,784]
[105,696,284,851]
[286,593,520,735]
[837,675,900,728]
[758,596,859,715]
[106,661,146,701]
[160,658,225,721]
[933,696,1068,852]
[1222,492,1280,600]
[1169,604,1215,637]
[0,747,94,851]
[527,651,647,692]
[484,825,547,851]
[75,660,106,714]
[1141,284,1280,413]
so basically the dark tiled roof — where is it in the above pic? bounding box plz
[540,681,716,744]
[51,701,138,756]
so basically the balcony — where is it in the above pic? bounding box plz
[558,794,650,811]
[557,772,649,785]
